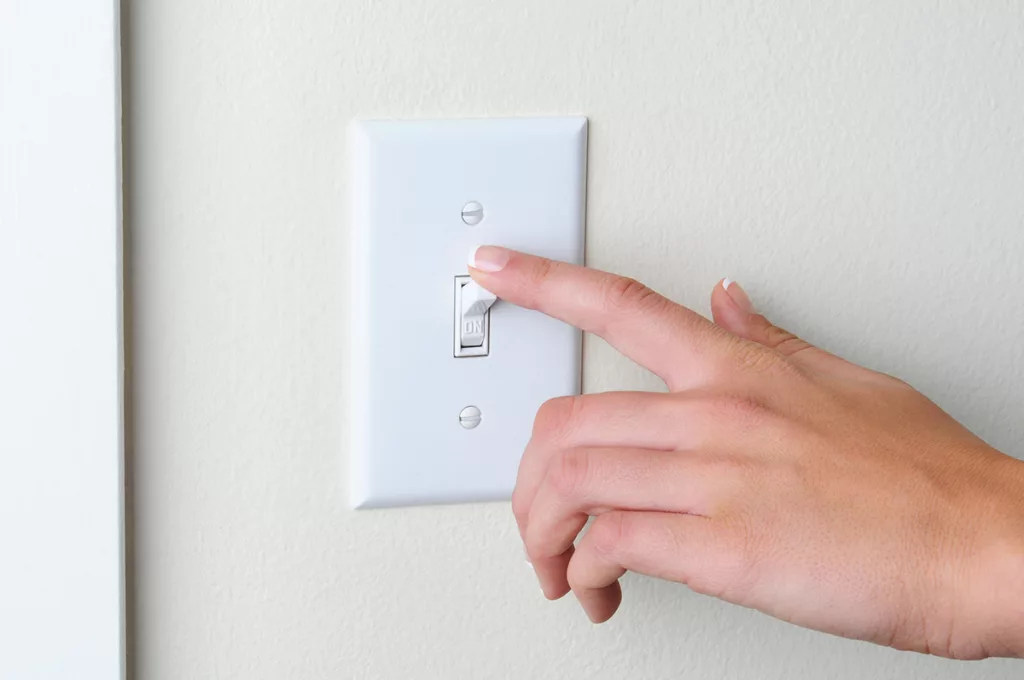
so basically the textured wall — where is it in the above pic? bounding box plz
[124,1,1024,677]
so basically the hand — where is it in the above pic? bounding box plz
[468,246,1024,660]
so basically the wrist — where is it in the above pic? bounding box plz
[967,453,1024,659]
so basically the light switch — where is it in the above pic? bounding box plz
[349,117,587,508]
[455,277,496,356]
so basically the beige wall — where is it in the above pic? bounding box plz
[125,1,1024,677]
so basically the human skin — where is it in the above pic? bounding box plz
[468,245,1024,660]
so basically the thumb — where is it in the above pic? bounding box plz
[710,279,820,361]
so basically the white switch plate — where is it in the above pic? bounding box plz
[349,117,587,508]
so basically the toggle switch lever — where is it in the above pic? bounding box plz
[454,277,497,357]
[460,281,497,346]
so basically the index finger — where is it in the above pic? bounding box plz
[468,246,727,390]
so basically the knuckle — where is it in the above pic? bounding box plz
[601,276,666,316]
[720,517,767,596]
[705,454,758,485]
[565,559,587,592]
[510,488,530,527]
[762,323,798,349]
[732,338,780,371]
[521,257,557,305]
[759,323,816,361]
[773,335,813,359]
[878,371,918,393]
[522,525,545,562]
[549,448,592,499]
[533,395,580,440]
[588,511,632,558]
[703,394,770,428]
[738,339,804,380]
[688,517,763,599]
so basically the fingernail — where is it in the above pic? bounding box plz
[723,278,756,313]
[468,245,510,273]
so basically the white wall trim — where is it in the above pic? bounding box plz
[0,1,125,677]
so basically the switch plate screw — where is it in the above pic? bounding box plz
[459,405,482,429]
[462,201,484,225]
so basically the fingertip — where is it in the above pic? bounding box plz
[467,267,497,293]
[577,582,623,624]
[710,279,739,325]
[542,582,572,601]
[468,245,511,273]
[532,549,574,601]
[722,278,755,313]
